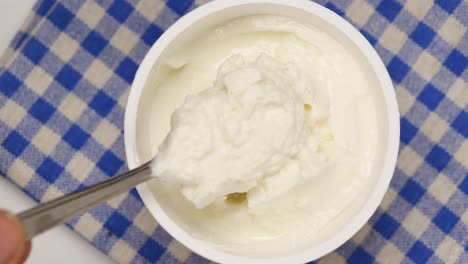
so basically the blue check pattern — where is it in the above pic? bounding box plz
[0,0,466,263]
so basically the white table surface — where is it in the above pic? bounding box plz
[0,1,113,263]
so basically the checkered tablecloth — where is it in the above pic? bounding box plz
[0,0,466,263]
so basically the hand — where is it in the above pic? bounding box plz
[0,210,30,264]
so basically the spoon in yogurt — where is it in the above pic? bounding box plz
[17,161,247,239]
[18,53,310,239]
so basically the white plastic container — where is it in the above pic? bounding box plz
[124,1,400,263]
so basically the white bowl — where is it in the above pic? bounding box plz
[124,0,400,263]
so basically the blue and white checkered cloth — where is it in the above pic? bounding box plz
[0,0,466,263]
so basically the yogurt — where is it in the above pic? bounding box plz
[153,53,334,209]
[137,15,379,256]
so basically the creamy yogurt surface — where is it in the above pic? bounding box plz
[153,53,333,209]
[137,15,380,256]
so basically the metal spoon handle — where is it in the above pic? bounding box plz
[17,162,152,239]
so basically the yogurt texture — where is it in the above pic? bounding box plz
[153,53,334,209]
[139,15,380,256]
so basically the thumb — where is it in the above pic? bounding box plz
[0,210,30,264]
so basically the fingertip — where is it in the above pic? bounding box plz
[10,240,31,264]
[0,210,28,264]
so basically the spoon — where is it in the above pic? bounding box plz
[17,161,152,239]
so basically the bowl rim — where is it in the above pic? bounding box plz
[124,0,400,263]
